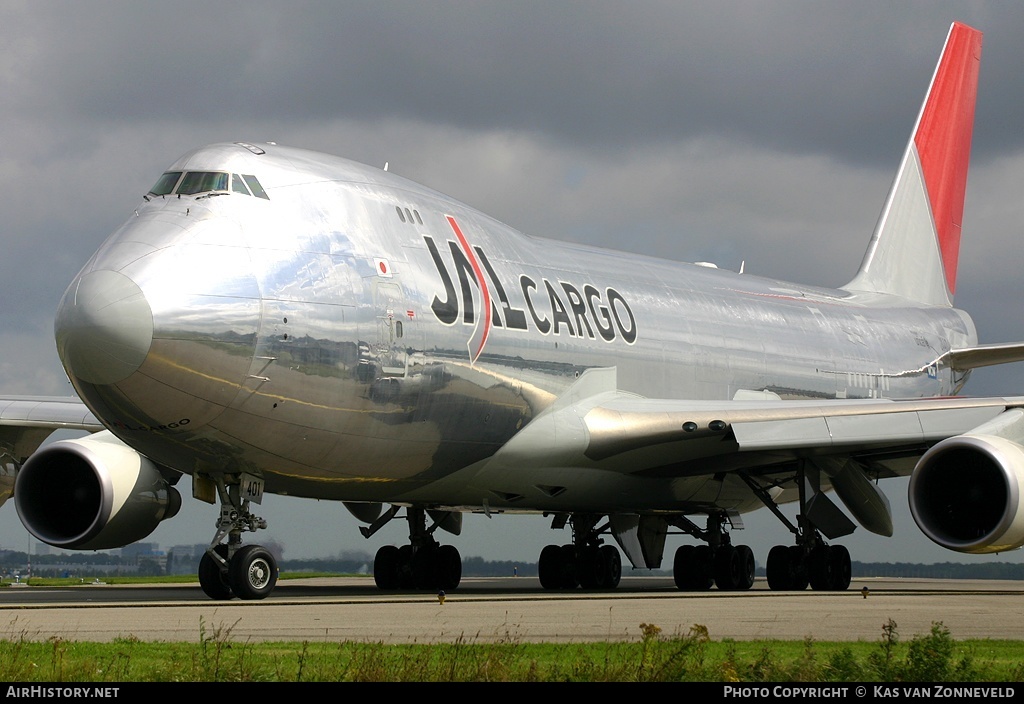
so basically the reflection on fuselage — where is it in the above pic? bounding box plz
[54,142,975,513]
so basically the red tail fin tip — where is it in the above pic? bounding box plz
[914,22,983,295]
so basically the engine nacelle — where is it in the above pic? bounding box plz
[910,432,1024,554]
[15,430,181,550]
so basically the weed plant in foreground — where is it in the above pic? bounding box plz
[0,618,1021,682]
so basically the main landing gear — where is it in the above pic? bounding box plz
[369,506,463,591]
[671,514,755,591]
[740,461,853,591]
[667,511,850,592]
[765,542,851,591]
[537,514,622,590]
[197,475,278,601]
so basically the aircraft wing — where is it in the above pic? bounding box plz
[0,396,101,508]
[479,368,1015,480]
[580,393,1015,478]
[460,369,1024,548]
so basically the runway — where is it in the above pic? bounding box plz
[1,576,1022,644]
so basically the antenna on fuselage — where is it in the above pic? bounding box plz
[384,161,389,172]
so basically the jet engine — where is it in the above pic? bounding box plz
[15,430,181,550]
[909,410,1024,554]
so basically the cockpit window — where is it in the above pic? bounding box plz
[147,170,269,199]
[231,174,251,195]
[177,171,229,195]
[149,172,183,196]
[242,174,269,199]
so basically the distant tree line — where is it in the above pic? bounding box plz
[271,555,536,577]
[849,561,1024,580]
[5,548,1024,581]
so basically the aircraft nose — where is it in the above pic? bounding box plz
[55,270,154,386]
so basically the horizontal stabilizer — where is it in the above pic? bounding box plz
[946,342,1024,371]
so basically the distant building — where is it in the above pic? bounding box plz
[165,544,209,575]
[120,542,160,560]
[168,544,208,559]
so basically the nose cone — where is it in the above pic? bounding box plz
[56,270,154,385]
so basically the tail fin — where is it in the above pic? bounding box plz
[844,22,982,306]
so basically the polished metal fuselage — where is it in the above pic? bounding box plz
[58,143,977,514]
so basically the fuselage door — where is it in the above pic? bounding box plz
[373,280,409,377]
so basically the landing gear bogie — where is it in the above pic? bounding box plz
[764,542,850,591]
[367,506,464,592]
[537,513,622,591]
[538,542,621,590]
[674,543,753,591]
[372,542,462,591]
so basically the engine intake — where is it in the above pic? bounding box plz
[15,430,181,550]
[910,433,1024,554]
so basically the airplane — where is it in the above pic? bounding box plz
[2,21,1023,600]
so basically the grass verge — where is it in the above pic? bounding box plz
[0,619,1021,682]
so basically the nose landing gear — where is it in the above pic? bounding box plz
[197,474,279,601]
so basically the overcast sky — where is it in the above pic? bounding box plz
[3,1,1024,568]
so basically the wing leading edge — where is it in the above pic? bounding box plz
[480,368,1021,480]
[0,396,100,508]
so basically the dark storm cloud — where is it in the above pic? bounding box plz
[4,1,1021,351]
[11,2,1024,167]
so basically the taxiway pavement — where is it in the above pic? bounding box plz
[0,576,1020,643]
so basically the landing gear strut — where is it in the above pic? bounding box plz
[197,474,278,601]
[741,463,852,591]
[370,506,462,591]
[537,514,622,590]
